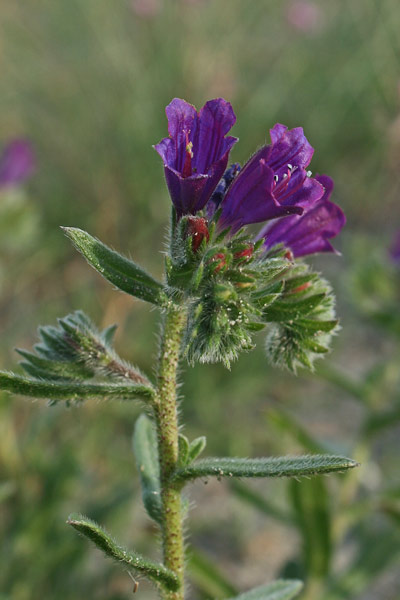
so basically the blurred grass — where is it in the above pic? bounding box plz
[0,1,400,598]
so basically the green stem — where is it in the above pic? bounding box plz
[155,305,187,600]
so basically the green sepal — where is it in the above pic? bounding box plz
[227,579,303,600]
[263,293,326,322]
[264,269,339,372]
[67,514,179,592]
[62,227,167,306]
[132,414,162,524]
[172,454,358,484]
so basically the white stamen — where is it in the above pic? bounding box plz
[283,173,288,179]
[306,170,312,177]
[287,163,293,170]
[273,174,279,182]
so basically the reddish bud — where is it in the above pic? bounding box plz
[210,252,227,273]
[234,245,254,262]
[186,216,210,252]
[284,249,294,261]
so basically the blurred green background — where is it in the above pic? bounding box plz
[0,1,400,599]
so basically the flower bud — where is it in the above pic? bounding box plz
[186,216,210,252]
[209,252,228,273]
[234,245,254,263]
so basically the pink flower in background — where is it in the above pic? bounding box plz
[131,0,161,18]
[286,1,324,34]
[0,139,35,189]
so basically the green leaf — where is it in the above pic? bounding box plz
[172,454,358,484]
[132,414,162,524]
[0,371,155,405]
[178,433,190,467]
[62,227,168,306]
[289,478,332,578]
[227,579,303,600]
[67,514,179,592]
[188,436,207,463]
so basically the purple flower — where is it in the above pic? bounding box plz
[218,124,325,233]
[257,175,346,257]
[154,98,237,217]
[389,230,400,264]
[0,139,35,188]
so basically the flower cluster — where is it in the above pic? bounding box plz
[155,97,345,258]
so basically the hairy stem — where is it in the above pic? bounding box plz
[155,305,187,600]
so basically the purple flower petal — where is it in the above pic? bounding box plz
[154,98,237,216]
[259,176,345,257]
[314,174,333,201]
[195,98,236,172]
[219,156,304,233]
[267,124,314,176]
[218,125,322,233]
[274,168,324,208]
[0,139,35,188]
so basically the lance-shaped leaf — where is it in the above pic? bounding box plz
[172,454,358,484]
[227,579,303,600]
[62,227,168,306]
[132,414,162,524]
[0,371,155,405]
[67,514,179,592]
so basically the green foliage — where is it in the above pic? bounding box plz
[227,580,303,600]
[0,371,155,405]
[187,436,207,463]
[263,264,339,372]
[165,219,340,370]
[289,478,332,578]
[67,514,180,592]
[132,414,162,524]
[17,310,150,386]
[173,455,358,484]
[62,227,168,306]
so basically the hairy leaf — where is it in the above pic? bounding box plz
[67,514,179,591]
[0,371,155,405]
[172,455,358,484]
[62,227,168,306]
[132,414,162,524]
